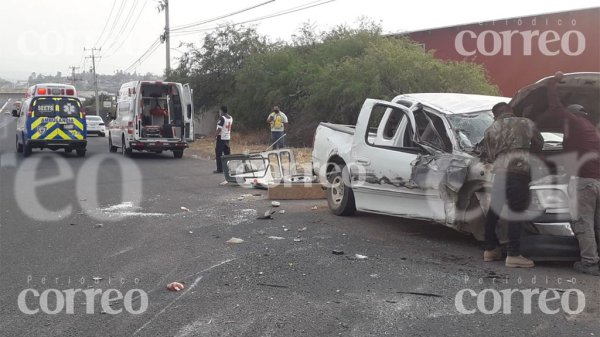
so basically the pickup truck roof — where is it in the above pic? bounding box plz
[393,93,510,115]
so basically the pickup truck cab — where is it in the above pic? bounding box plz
[312,83,594,260]
[109,81,194,158]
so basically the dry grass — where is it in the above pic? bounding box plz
[188,131,312,167]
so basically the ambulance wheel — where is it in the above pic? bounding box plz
[121,137,132,157]
[109,136,117,152]
[23,143,32,157]
[16,136,23,153]
[76,149,86,157]
[173,150,184,159]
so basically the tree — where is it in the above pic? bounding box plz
[170,22,499,145]
[168,25,273,111]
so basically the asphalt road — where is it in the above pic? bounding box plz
[0,113,598,336]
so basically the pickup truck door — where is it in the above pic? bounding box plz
[350,99,446,221]
[182,84,194,141]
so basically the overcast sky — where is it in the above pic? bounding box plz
[0,0,598,81]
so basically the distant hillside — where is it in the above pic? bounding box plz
[0,77,11,87]
[24,71,163,93]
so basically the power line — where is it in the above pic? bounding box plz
[97,0,128,50]
[104,0,141,53]
[170,0,276,32]
[93,0,118,48]
[171,0,336,37]
[123,38,161,73]
[103,0,149,58]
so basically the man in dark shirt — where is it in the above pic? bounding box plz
[545,72,600,276]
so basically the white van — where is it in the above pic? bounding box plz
[109,81,194,158]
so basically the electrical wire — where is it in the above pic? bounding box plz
[105,0,146,54]
[104,1,148,58]
[170,0,336,36]
[123,38,161,73]
[93,0,117,48]
[170,0,275,32]
[97,0,128,50]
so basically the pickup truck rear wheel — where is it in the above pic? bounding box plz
[327,165,356,216]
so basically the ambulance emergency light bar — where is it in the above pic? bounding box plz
[26,83,77,98]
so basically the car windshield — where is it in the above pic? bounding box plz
[32,97,81,117]
[446,111,494,149]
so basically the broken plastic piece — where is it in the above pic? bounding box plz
[257,210,276,219]
[167,282,185,291]
[268,236,285,240]
[311,206,318,210]
[220,181,228,185]
[226,237,244,244]
[181,206,191,212]
[332,250,344,255]
[353,254,368,260]
[271,201,281,207]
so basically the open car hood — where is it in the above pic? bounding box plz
[509,72,600,132]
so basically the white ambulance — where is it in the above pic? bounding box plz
[109,81,194,158]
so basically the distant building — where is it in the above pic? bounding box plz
[399,7,600,96]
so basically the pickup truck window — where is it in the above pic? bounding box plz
[414,109,452,151]
[365,104,415,150]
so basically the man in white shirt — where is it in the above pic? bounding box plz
[214,106,233,174]
[266,105,288,149]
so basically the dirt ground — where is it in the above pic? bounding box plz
[188,133,312,167]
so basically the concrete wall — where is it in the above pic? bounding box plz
[194,108,218,138]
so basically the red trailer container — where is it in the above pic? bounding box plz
[403,7,600,96]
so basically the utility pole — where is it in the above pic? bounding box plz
[68,66,80,84]
[159,0,171,74]
[85,47,101,116]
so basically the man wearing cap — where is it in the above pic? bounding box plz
[266,105,288,149]
[546,71,600,276]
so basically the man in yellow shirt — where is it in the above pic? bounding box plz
[266,105,288,149]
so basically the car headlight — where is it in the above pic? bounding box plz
[533,189,569,210]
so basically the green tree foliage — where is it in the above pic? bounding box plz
[168,22,499,145]
[169,25,271,110]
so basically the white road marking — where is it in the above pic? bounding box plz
[0,98,11,113]
[132,258,236,336]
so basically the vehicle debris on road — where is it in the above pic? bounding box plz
[332,250,344,255]
[271,201,281,207]
[226,237,244,244]
[348,254,368,260]
[167,282,185,292]
[181,206,191,212]
[268,236,285,240]
[396,291,442,298]
[257,210,277,219]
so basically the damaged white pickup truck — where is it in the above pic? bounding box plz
[312,73,599,260]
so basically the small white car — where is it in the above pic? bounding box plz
[85,115,106,137]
